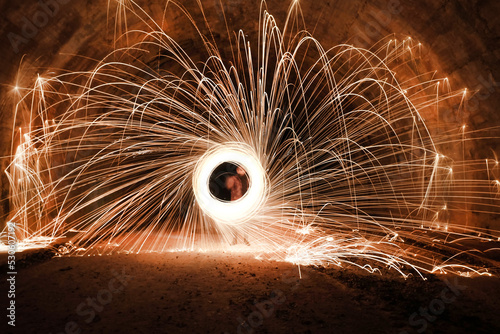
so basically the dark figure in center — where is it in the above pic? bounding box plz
[225,166,249,201]
[226,166,250,245]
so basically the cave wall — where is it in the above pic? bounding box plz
[0,0,499,229]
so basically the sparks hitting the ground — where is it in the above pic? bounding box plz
[1,0,500,278]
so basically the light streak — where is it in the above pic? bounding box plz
[193,143,267,226]
[1,0,499,277]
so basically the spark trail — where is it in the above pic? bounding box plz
[2,0,500,277]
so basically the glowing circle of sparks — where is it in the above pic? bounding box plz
[192,143,268,225]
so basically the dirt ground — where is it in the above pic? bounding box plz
[1,250,500,334]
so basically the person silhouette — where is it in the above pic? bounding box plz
[225,166,249,201]
[225,166,250,245]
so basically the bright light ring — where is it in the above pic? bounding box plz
[193,143,267,225]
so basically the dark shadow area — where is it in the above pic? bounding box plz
[209,162,249,202]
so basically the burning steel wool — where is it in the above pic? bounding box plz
[2,0,500,278]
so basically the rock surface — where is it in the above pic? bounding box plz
[1,251,499,333]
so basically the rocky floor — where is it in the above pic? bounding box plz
[1,250,500,334]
